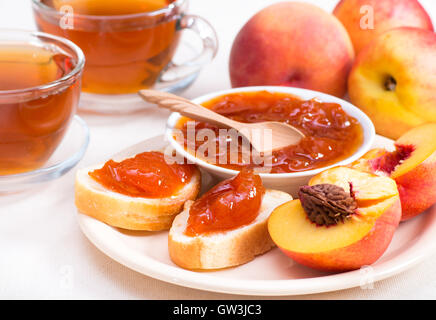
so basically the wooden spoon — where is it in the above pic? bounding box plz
[138,89,305,153]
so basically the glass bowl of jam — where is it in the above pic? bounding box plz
[166,86,375,197]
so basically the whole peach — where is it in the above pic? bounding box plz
[334,0,433,54]
[229,2,354,98]
[348,27,436,140]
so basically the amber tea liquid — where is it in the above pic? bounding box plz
[36,0,179,94]
[0,44,79,175]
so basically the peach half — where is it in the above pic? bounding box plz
[268,167,401,272]
[351,123,436,221]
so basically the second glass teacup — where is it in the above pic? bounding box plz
[32,0,218,113]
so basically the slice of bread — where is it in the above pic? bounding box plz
[168,189,292,270]
[75,165,201,231]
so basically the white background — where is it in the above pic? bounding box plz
[0,0,436,299]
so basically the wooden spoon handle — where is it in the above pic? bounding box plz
[138,90,242,129]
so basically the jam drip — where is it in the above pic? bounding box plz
[185,169,265,236]
[89,151,195,198]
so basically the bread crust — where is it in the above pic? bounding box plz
[75,165,201,231]
[168,190,292,270]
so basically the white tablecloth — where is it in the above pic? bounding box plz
[1,0,436,299]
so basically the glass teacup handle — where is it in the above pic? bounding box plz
[157,14,218,91]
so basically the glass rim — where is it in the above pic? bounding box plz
[31,0,186,20]
[0,29,85,96]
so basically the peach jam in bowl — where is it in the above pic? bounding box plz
[166,86,375,196]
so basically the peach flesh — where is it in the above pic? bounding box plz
[309,167,398,204]
[353,148,436,220]
[351,123,436,220]
[269,197,401,272]
[369,144,415,175]
[268,167,401,272]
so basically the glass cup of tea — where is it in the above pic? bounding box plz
[32,0,219,113]
[0,30,85,176]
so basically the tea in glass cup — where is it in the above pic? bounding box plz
[0,30,84,175]
[32,0,218,113]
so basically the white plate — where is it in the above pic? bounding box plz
[77,135,436,296]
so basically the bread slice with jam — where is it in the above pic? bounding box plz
[75,151,201,231]
[168,176,292,270]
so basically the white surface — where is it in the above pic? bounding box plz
[1,0,436,299]
[77,135,436,296]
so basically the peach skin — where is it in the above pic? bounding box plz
[334,0,433,54]
[348,28,436,140]
[229,2,354,98]
[268,167,401,272]
[350,123,436,221]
